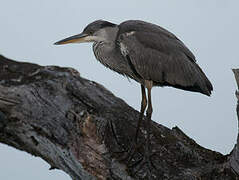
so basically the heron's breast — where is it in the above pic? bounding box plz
[92,42,140,81]
[93,42,113,69]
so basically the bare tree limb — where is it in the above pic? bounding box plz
[229,69,239,177]
[0,54,238,179]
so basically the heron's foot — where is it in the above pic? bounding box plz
[129,149,158,180]
[117,141,142,163]
[113,139,158,179]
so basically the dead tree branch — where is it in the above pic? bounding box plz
[0,55,238,179]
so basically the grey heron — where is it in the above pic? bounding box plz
[54,19,213,171]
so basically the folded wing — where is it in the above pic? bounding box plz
[117,20,213,96]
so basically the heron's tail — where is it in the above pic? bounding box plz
[194,64,213,96]
[167,63,213,96]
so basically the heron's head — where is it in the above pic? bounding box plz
[54,20,118,45]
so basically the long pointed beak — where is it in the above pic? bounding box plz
[54,33,89,45]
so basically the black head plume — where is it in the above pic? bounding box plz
[83,20,117,35]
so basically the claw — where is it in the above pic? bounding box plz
[118,141,142,163]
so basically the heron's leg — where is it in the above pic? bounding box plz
[119,85,147,162]
[130,81,154,177]
[145,80,155,176]
[135,84,147,143]
[145,80,153,148]
[121,82,155,178]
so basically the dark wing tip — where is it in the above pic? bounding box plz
[202,78,213,96]
[206,82,213,96]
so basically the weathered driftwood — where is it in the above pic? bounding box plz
[0,54,238,179]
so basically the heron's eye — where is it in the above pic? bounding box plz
[86,30,93,35]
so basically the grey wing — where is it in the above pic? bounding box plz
[119,20,196,63]
[117,28,212,96]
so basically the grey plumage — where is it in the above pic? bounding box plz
[118,20,213,95]
[55,20,213,170]
[74,20,212,96]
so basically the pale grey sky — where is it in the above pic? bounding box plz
[0,0,239,179]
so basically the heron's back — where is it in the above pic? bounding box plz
[117,20,213,96]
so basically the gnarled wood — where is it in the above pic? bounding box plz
[0,54,238,179]
[229,69,239,177]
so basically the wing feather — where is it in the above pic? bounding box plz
[117,20,213,95]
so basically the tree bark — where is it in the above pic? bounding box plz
[0,54,238,179]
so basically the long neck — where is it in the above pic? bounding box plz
[93,40,119,70]
[92,26,133,76]
[93,26,119,67]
